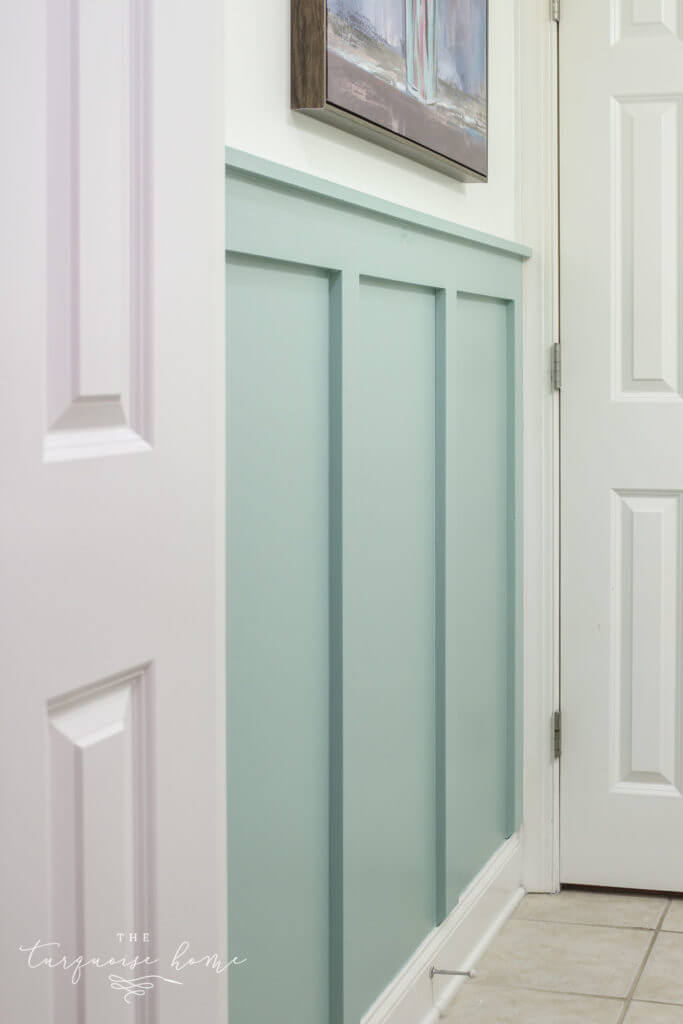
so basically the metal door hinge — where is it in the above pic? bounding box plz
[551,343,562,391]
[551,0,560,22]
[553,710,562,759]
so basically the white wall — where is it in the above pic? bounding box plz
[225,0,518,239]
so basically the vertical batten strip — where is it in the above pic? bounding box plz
[443,285,459,912]
[514,297,524,833]
[329,269,353,1024]
[506,300,523,837]
[434,289,448,926]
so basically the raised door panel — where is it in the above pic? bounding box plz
[614,97,682,399]
[46,0,151,458]
[612,491,683,793]
[613,0,682,41]
[47,667,154,1023]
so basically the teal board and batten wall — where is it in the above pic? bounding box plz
[225,148,529,1024]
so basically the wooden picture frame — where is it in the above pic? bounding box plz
[291,0,488,183]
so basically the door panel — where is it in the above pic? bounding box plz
[560,0,683,887]
[1,2,226,1020]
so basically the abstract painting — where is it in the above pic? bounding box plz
[292,0,488,180]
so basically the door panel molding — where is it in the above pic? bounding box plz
[612,491,683,795]
[45,0,152,459]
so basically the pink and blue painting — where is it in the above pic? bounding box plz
[326,0,487,175]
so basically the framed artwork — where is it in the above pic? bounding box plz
[291,0,488,182]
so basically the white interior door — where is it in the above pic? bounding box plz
[0,2,226,1020]
[561,0,683,889]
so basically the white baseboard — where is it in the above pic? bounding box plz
[361,831,524,1024]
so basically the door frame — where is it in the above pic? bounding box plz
[517,0,561,893]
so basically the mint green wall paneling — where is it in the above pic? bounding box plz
[445,293,515,908]
[342,277,437,1024]
[226,255,331,1022]
[226,149,529,1024]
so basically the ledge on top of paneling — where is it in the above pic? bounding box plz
[225,147,532,262]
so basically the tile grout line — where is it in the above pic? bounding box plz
[446,983,683,1010]
[635,998,683,1008]
[514,916,667,932]
[490,984,623,1003]
[616,899,671,1024]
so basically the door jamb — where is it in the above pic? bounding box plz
[516,0,561,893]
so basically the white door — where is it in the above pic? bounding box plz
[0,2,226,1021]
[561,0,683,888]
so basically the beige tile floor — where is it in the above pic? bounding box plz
[446,890,683,1022]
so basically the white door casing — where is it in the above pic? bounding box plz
[0,2,226,1021]
[561,0,683,888]
[516,0,561,896]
